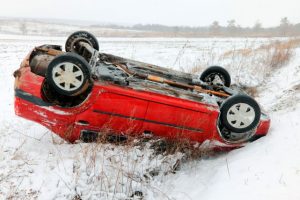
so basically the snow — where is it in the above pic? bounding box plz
[0,35,300,199]
[161,108,300,200]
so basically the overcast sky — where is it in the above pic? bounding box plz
[0,0,299,27]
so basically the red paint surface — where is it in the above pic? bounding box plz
[14,54,271,148]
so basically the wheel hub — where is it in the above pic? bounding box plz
[205,73,225,85]
[226,103,255,129]
[52,62,84,91]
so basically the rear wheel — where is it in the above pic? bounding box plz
[46,53,92,96]
[200,66,231,87]
[65,31,99,52]
[220,94,261,133]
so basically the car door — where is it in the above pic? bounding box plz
[142,99,213,143]
[92,91,148,135]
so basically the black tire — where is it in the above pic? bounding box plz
[200,66,231,87]
[220,94,261,133]
[46,53,92,96]
[65,31,99,52]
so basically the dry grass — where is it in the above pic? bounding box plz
[68,128,216,199]
[258,38,300,69]
[189,38,300,88]
[149,138,214,161]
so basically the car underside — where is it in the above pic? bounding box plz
[14,31,270,149]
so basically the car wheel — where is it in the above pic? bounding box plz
[200,66,231,87]
[65,31,99,52]
[220,94,261,133]
[46,53,92,96]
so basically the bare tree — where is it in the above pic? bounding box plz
[227,19,237,35]
[210,21,221,35]
[227,20,236,28]
[20,22,28,35]
[253,21,262,31]
[251,20,262,35]
[279,17,290,36]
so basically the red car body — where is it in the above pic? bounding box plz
[14,50,270,149]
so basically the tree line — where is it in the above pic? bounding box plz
[1,17,299,37]
[93,17,300,37]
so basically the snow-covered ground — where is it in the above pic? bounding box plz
[0,35,299,199]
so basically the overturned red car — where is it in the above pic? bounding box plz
[14,31,270,148]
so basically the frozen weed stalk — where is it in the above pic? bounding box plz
[190,38,300,87]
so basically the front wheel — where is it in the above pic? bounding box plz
[46,53,92,96]
[220,94,261,133]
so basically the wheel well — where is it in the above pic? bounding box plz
[41,80,93,107]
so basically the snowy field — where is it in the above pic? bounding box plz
[0,35,300,199]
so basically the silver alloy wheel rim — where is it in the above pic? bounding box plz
[226,103,255,129]
[52,62,84,92]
